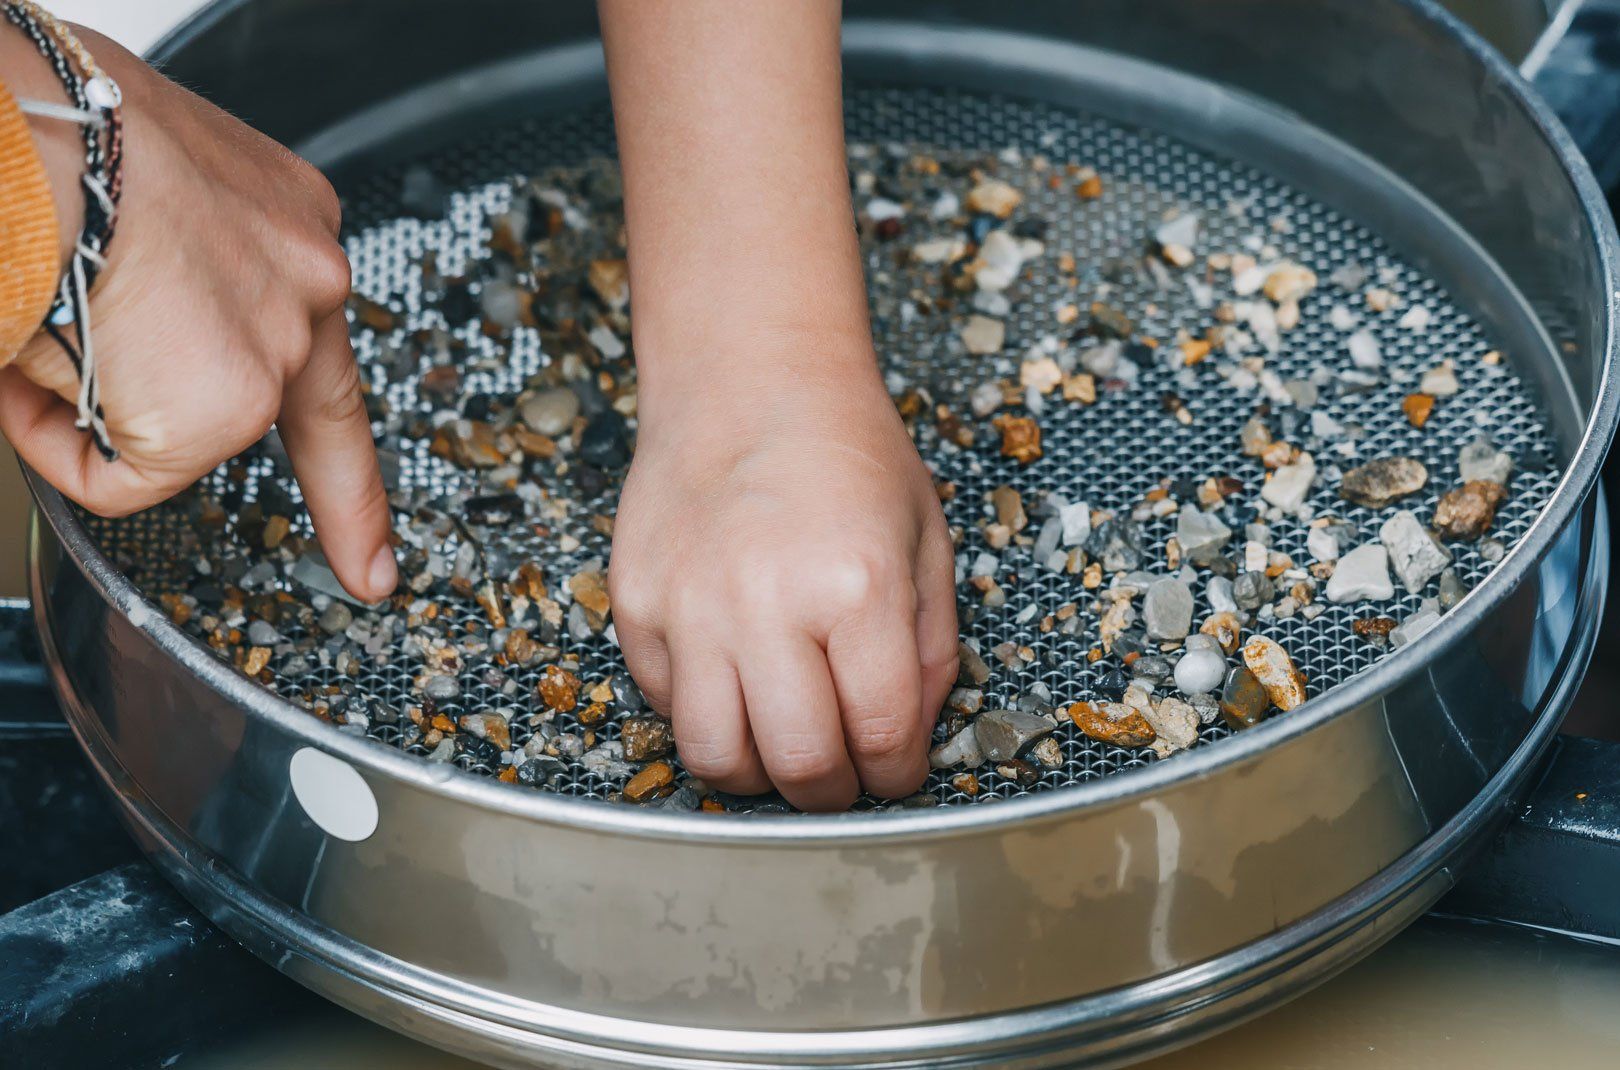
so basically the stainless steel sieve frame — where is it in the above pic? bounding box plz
[25,1,1619,1067]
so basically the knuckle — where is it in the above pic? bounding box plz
[821,551,899,609]
[768,742,847,787]
[305,240,353,312]
[846,716,916,763]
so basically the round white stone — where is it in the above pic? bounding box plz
[1174,647,1226,695]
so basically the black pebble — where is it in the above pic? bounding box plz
[967,213,998,244]
[458,734,501,768]
[579,411,631,469]
[1098,668,1129,699]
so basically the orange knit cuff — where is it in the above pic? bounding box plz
[0,77,62,361]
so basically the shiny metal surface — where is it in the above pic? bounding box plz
[26,0,1620,1065]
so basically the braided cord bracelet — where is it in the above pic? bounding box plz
[2,0,123,460]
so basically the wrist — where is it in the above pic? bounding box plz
[634,316,882,422]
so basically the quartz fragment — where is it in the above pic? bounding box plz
[1459,437,1513,486]
[1144,697,1199,757]
[1380,510,1452,593]
[1242,635,1307,711]
[1339,457,1428,509]
[929,723,986,769]
[1325,542,1394,603]
[1143,577,1194,641]
[1262,453,1315,511]
[1060,500,1092,546]
[1391,605,1442,648]
[1176,507,1232,564]
[961,315,1006,355]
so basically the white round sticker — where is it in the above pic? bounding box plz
[289,747,379,842]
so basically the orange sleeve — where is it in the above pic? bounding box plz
[0,78,62,361]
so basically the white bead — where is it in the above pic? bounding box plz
[85,76,121,110]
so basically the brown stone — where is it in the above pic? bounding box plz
[991,485,1027,533]
[1339,457,1429,509]
[994,414,1042,464]
[1219,665,1269,729]
[624,761,674,803]
[967,178,1022,218]
[621,715,674,761]
[569,569,612,616]
[1200,611,1244,655]
[1353,617,1397,642]
[1433,481,1508,541]
[588,258,630,309]
[1068,701,1156,747]
[262,515,291,550]
[1402,392,1436,428]
[538,665,580,712]
[459,713,511,751]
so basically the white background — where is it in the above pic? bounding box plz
[51,0,202,52]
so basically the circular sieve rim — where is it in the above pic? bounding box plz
[28,0,1618,846]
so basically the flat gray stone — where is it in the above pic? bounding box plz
[1325,542,1395,603]
[1143,578,1194,640]
[1176,507,1232,564]
[1380,510,1452,594]
[973,709,1057,762]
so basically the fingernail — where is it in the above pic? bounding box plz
[368,544,398,597]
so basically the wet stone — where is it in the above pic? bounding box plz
[1219,665,1269,729]
[1339,457,1428,510]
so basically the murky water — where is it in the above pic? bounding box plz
[185,918,1620,1069]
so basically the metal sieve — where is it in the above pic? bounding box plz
[26,1,1618,1067]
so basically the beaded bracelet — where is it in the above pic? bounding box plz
[2,0,123,460]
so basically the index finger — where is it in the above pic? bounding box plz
[276,311,396,602]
